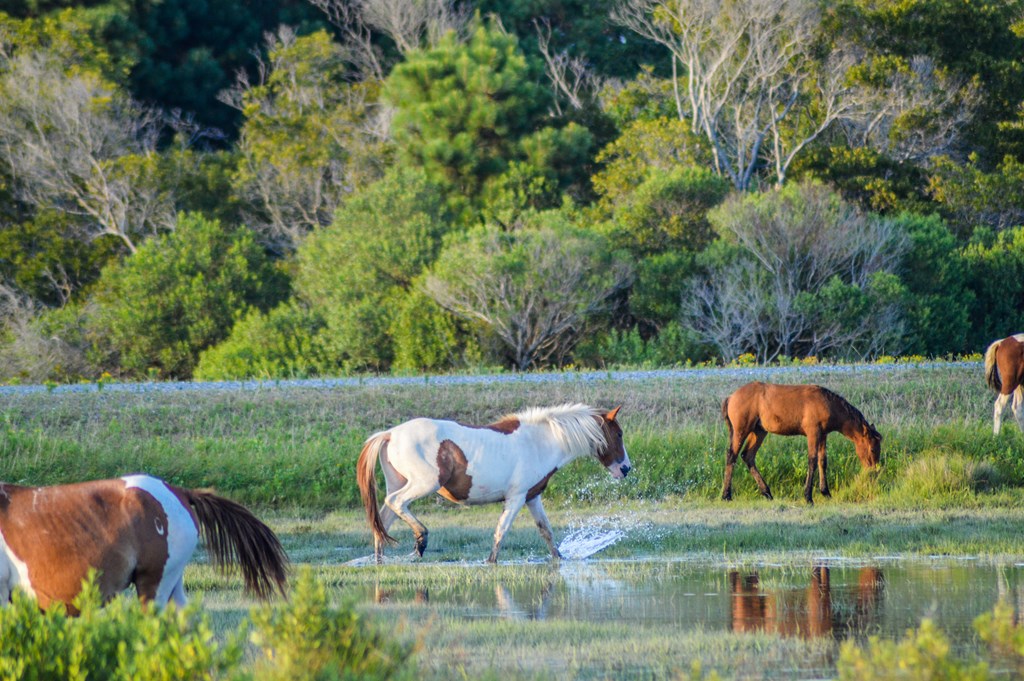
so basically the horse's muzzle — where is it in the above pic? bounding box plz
[609,463,631,479]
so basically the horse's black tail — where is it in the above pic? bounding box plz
[178,487,289,599]
[985,339,1002,392]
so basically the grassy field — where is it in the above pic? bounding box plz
[4,363,1024,679]
[0,362,1018,508]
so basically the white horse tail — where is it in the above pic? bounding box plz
[985,339,1003,392]
[357,432,396,546]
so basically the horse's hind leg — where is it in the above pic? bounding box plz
[1012,386,1024,433]
[526,495,561,560]
[722,426,752,501]
[994,391,1012,435]
[374,505,399,561]
[384,475,439,558]
[742,427,773,500]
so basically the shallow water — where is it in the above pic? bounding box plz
[363,558,1024,678]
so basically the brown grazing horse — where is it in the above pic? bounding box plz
[721,382,881,504]
[0,474,288,612]
[984,334,1024,435]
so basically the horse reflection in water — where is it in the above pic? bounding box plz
[729,566,885,638]
[374,584,429,605]
[371,573,559,620]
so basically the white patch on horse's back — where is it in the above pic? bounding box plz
[0,526,35,600]
[511,404,604,459]
[121,475,198,605]
[1013,333,1024,343]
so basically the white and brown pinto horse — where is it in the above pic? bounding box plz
[985,334,1024,434]
[0,474,287,613]
[357,404,631,564]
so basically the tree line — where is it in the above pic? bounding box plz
[1,0,1024,381]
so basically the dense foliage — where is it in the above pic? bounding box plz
[0,569,413,681]
[2,0,1024,381]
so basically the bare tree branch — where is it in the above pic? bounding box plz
[535,19,600,116]
[0,53,172,253]
[425,226,632,370]
[612,0,861,190]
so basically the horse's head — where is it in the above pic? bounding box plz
[596,406,631,479]
[857,422,882,468]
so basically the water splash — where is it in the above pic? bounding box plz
[558,525,626,560]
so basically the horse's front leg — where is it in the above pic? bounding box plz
[804,434,819,504]
[526,495,561,560]
[488,494,527,564]
[817,440,831,498]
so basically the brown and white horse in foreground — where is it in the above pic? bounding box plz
[0,475,288,612]
[357,404,631,564]
[984,334,1024,434]
[721,382,881,504]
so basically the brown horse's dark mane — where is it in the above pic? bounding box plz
[818,386,868,431]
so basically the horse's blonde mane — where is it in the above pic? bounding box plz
[510,403,605,458]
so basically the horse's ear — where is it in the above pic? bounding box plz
[606,405,622,422]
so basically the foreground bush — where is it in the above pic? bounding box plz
[0,570,413,681]
[836,602,1024,681]
[0,575,243,680]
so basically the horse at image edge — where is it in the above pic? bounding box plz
[984,333,1024,435]
[357,403,631,563]
[0,474,288,612]
[720,382,881,504]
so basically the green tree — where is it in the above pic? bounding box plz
[894,213,972,355]
[829,0,1024,161]
[87,212,286,378]
[928,154,1024,237]
[963,226,1024,350]
[227,28,388,253]
[599,166,728,257]
[99,0,327,134]
[295,168,453,371]
[385,20,593,220]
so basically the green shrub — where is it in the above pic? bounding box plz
[0,570,415,681]
[837,619,989,680]
[574,322,706,369]
[975,601,1024,668]
[248,569,414,681]
[295,168,452,372]
[87,212,287,379]
[195,302,334,380]
[0,574,244,680]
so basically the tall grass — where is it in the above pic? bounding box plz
[0,364,1016,509]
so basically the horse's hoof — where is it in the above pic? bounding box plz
[722,493,732,501]
[762,490,773,501]
[820,489,832,498]
[804,497,814,505]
